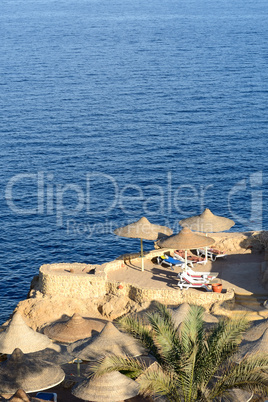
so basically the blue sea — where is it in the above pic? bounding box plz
[0,0,267,323]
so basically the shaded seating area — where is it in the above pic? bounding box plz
[180,266,218,281]
[177,271,212,291]
[156,255,187,270]
[157,228,215,270]
[197,247,227,261]
[179,208,234,263]
[174,249,207,264]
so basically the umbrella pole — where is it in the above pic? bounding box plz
[73,358,83,376]
[141,238,144,271]
[205,233,208,263]
[185,249,188,269]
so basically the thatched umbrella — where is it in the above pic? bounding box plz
[114,217,173,271]
[236,328,268,362]
[43,313,106,343]
[179,208,235,233]
[70,321,146,361]
[0,312,60,355]
[157,227,215,268]
[226,389,253,402]
[171,303,191,327]
[171,303,218,328]
[24,344,73,365]
[0,348,65,394]
[243,318,268,342]
[179,208,235,262]
[72,371,140,401]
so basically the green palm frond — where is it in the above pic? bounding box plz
[89,354,146,379]
[211,315,249,349]
[103,303,268,402]
[179,305,205,355]
[194,315,250,387]
[147,311,181,365]
[153,301,176,325]
[136,362,181,402]
[116,314,155,352]
[177,305,206,398]
[208,354,268,400]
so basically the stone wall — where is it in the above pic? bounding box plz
[39,263,107,299]
[39,252,234,310]
[106,280,234,307]
[39,259,127,299]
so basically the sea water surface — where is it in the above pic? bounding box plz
[0,0,267,323]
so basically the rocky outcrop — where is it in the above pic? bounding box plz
[2,231,267,332]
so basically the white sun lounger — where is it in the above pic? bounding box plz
[197,247,227,261]
[174,250,206,265]
[178,266,218,281]
[177,271,212,291]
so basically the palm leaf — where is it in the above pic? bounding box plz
[89,354,146,379]
[208,354,268,400]
[136,361,181,402]
[194,315,250,388]
[116,314,156,353]
[153,301,176,326]
[179,305,205,355]
[103,303,268,402]
[147,311,181,366]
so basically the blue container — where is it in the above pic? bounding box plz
[35,392,57,402]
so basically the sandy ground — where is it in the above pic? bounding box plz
[108,251,267,296]
[211,252,266,295]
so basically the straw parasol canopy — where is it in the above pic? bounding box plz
[171,303,218,329]
[43,313,106,343]
[157,227,214,250]
[114,217,173,271]
[0,312,60,355]
[0,348,65,394]
[72,370,140,401]
[226,389,253,402]
[179,208,235,233]
[236,328,268,362]
[171,303,191,327]
[70,321,146,361]
[157,227,215,267]
[24,344,74,365]
[114,216,172,240]
[243,318,268,342]
[179,209,234,263]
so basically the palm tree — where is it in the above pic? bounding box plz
[90,303,268,401]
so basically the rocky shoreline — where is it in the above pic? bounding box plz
[0,231,267,333]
